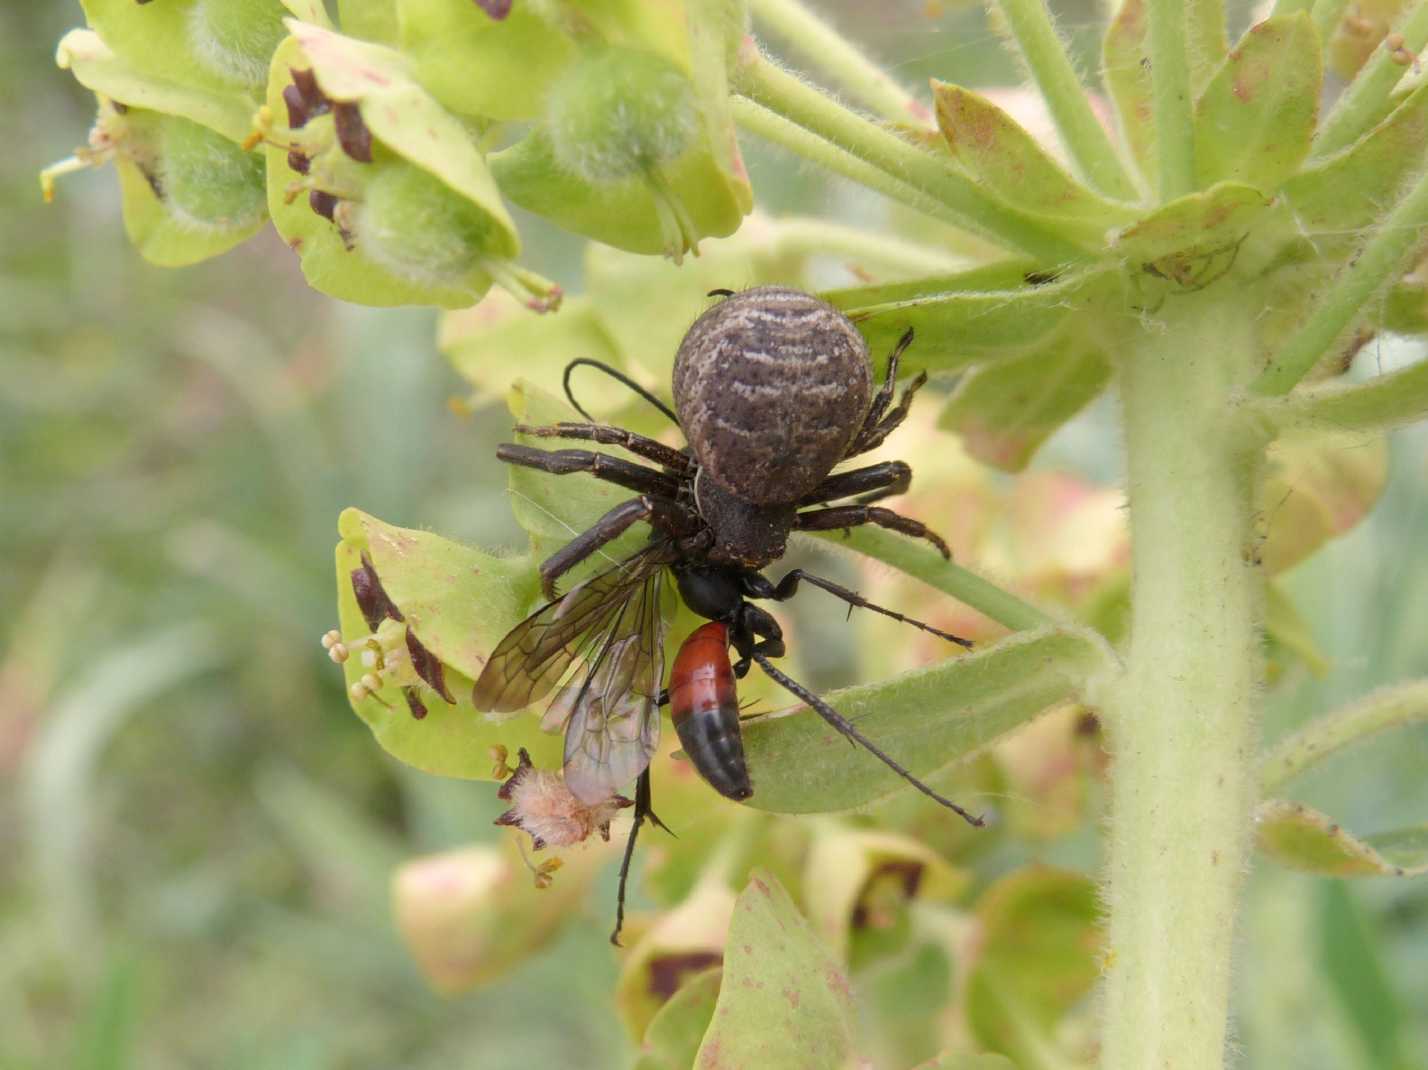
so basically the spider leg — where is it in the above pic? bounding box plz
[848,369,928,458]
[497,443,683,499]
[751,652,984,827]
[514,422,691,473]
[799,461,910,508]
[796,503,951,559]
[854,328,913,445]
[536,495,695,598]
[747,567,972,648]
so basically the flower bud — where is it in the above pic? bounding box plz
[393,840,603,994]
[614,876,737,1040]
[184,0,289,87]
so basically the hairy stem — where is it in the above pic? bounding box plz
[993,0,1139,200]
[1261,680,1428,793]
[730,98,988,233]
[748,0,932,128]
[1101,291,1265,1069]
[1252,163,1428,395]
[1250,355,1428,432]
[771,217,968,276]
[732,49,1087,261]
[1147,0,1198,198]
[801,527,1056,633]
[1314,0,1428,157]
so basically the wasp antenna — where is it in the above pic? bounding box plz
[752,653,985,827]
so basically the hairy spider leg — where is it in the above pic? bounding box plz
[800,460,913,508]
[796,502,951,559]
[513,421,691,473]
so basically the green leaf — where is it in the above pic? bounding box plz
[1110,181,1270,267]
[337,0,396,41]
[1316,882,1407,1070]
[1260,429,1388,575]
[964,867,1100,1062]
[1264,580,1330,677]
[1257,800,1428,876]
[57,28,255,142]
[334,508,561,779]
[1193,15,1321,191]
[694,872,859,1070]
[1102,0,1155,184]
[1284,81,1428,235]
[635,968,722,1070]
[740,628,1107,813]
[397,0,575,120]
[80,0,286,94]
[937,340,1112,472]
[822,267,1109,371]
[932,82,1134,233]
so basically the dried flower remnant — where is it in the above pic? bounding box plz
[495,748,632,850]
[473,0,514,19]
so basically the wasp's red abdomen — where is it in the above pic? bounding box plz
[669,621,752,801]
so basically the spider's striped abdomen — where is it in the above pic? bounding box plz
[673,287,871,505]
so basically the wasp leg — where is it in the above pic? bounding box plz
[798,460,911,508]
[496,443,683,499]
[513,422,692,473]
[795,503,951,559]
[746,568,972,648]
[751,652,984,827]
[611,759,675,946]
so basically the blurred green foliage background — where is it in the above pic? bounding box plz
[4,2,1427,1068]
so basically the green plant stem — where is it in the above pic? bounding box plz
[1309,0,1352,43]
[1261,680,1428,792]
[771,217,968,276]
[730,98,987,234]
[802,527,1056,633]
[732,51,1087,262]
[1147,0,1198,198]
[990,0,1139,200]
[1251,355,1428,431]
[1314,1,1428,156]
[1252,163,1428,395]
[1101,291,1264,1069]
[748,0,931,128]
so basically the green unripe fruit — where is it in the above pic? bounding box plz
[187,0,289,87]
[354,163,500,285]
[545,47,699,184]
[157,117,266,232]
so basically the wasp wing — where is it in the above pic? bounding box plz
[472,547,664,714]
[559,568,671,804]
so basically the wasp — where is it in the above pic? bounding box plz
[473,286,981,942]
